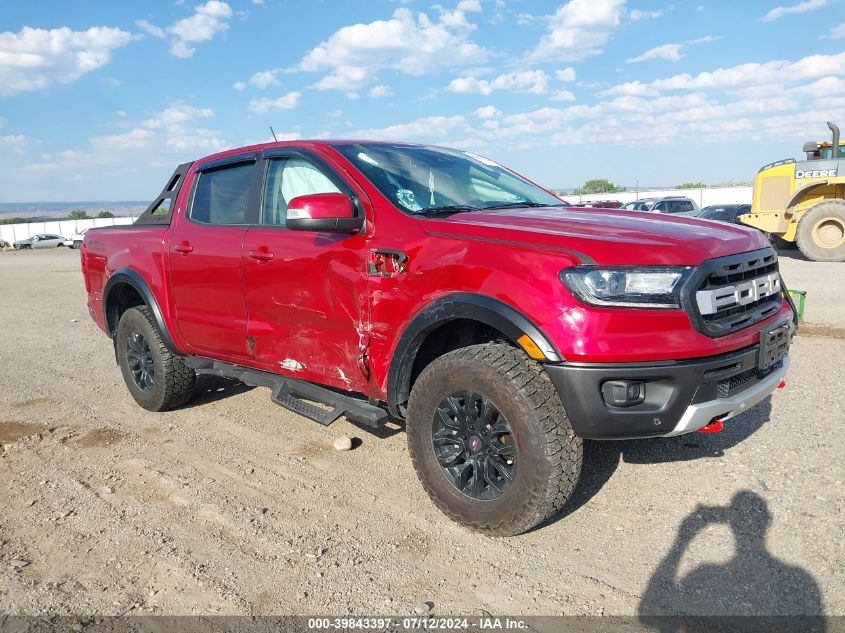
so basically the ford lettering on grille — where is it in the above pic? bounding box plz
[695,273,782,316]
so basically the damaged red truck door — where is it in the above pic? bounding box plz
[241,149,371,393]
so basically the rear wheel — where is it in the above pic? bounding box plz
[116,306,195,411]
[406,342,582,536]
[796,200,845,262]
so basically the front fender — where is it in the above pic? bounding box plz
[385,292,561,417]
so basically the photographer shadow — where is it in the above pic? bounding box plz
[638,490,824,632]
[560,397,774,520]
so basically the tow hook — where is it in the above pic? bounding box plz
[698,419,724,433]
[778,379,787,389]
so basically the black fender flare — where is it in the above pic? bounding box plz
[103,269,179,353]
[386,293,562,417]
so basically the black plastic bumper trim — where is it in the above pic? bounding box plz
[545,340,786,440]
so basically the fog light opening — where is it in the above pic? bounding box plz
[601,380,646,408]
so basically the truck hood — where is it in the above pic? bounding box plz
[423,206,769,266]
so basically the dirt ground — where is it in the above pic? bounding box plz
[0,247,843,618]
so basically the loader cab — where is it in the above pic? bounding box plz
[804,142,845,161]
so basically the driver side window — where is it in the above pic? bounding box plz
[262,158,341,226]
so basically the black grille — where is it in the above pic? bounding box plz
[716,364,779,398]
[689,248,783,337]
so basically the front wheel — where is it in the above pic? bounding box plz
[406,343,582,536]
[115,306,195,411]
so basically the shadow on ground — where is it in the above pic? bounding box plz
[557,398,774,522]
[638,490,824,631]
[183,375,255,408]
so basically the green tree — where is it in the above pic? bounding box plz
[96,211,115,218]
[677,182,706,189]
[573,178,625,195]
[68,209,90,220]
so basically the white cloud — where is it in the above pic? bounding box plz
[627,43,684,63]
[528,0,625,62]
[457,0,482,11]
[27,101,227,176]
[555,67,577,81]
[788,75,845,97]
[448,70,550,95]
[298,8,489,90]
[234,69,281,91]
[352,115,466,140]
[550,89,576,101]
[762,0,828,21]
[0,26,135,97]
[474,105,501,119]
[368,84,394,98]
[248,91,302,115]
[135,19,165,38]
[821,22,845,38]
[627,36,718,64]
[628,8,662,19]
[142,103,215,129]
[138,1,233,58]
[607,51,845,94]
[0,134,29,155]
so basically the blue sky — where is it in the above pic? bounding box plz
[1,0,843,201]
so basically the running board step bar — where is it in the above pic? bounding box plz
[185,357,388,429]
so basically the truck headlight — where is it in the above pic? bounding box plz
[560,267,694,309]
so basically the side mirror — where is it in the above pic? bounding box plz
[286,193,364,233]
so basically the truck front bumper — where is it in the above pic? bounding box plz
[545,343,789,440]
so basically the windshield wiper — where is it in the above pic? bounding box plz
[412,205,480,216]
[482,201,565,210]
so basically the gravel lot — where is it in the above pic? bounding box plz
[0,247,842,618]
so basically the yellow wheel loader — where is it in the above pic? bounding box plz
[741,121,845,262]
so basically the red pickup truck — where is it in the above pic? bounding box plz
[82,141,794,535]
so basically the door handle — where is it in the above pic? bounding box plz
[248,248,274,262]
[174,241,193,254]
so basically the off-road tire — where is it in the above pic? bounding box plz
[406,342,582,536]
[116,306,195,411]
[796,200,845,262]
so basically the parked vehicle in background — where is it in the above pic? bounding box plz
[622,197,699,214]
[13,234,66,250]
[621,199,656,211]
[64,229,89,249]
[697,204,752,224]
[583,200,622,209]
[82,140,794,536]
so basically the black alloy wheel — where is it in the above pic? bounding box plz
[432,390,517,500]
[126,332,155,391]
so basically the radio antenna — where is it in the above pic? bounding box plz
[270,126,278,142]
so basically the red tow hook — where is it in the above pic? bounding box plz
[778,379,787,389]
[698,420,724,433]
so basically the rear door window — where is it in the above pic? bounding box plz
[191,162,254,225]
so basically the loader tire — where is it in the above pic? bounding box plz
[796,200,845,262]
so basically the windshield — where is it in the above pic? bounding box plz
[333,143,564,214]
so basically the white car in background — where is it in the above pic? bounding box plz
[63,228,89,249]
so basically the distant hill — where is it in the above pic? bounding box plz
[0,201,148,219]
